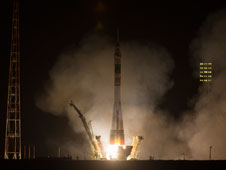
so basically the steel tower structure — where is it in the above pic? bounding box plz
[110,30,125,145]
[4,0,21,159]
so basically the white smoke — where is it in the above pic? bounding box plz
[183,9,226,160]
[36,34,183,159]
[36,8,226,160]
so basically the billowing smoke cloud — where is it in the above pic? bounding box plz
[35,33,196,160]
[184,9,226,160]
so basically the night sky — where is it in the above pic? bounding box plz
[0,0,226,159]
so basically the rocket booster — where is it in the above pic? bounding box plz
[110,30,125,145]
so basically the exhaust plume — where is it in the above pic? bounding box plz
[35,34,186,159]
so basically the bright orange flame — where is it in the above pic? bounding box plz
[106,143,124,160]
[106,144,119,160]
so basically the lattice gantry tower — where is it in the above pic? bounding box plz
[4,0,21,159]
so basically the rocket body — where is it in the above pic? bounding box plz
[110,38,125,145]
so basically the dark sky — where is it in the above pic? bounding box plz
[0,0,226,158]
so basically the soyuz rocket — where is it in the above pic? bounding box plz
[109,30,125,145]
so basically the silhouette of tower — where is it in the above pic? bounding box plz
[4,0,21,159]
[109,30,125,145]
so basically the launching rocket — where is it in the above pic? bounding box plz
[110,30,125,145]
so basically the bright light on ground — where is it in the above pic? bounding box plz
[106,144,120,160]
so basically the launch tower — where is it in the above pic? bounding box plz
[109,30,125,145]
[4,0,21,159]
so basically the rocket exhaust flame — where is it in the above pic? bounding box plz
[106,144,120,160]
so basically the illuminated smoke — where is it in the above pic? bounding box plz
[36,34,183,159]
[183,9,226,160]
[36,8,226,160]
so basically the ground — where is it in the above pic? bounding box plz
[1,160,226,170]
